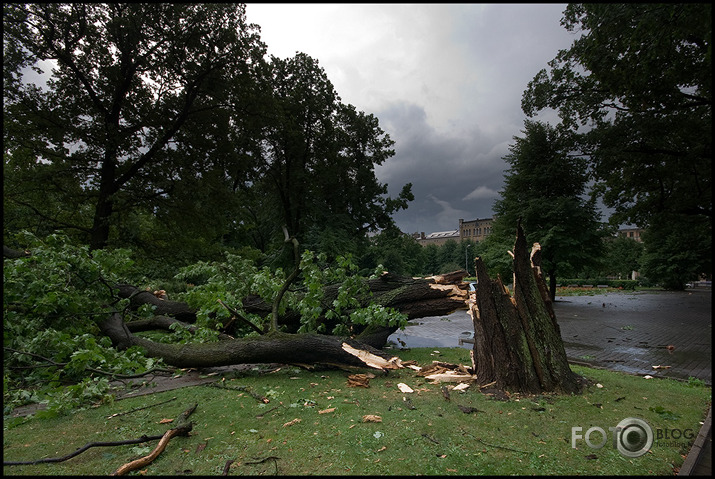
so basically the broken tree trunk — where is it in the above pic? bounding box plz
[469,223,581,394]
[99,313,404,370]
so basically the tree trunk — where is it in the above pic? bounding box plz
[99,313,402,370]
[102,271,470,369]
[470,224,582,394]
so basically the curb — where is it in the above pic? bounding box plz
[678,405,712,476]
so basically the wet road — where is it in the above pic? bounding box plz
[388,288,712,385]
[554,289,711,384]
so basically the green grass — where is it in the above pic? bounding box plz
[3,348,711,476]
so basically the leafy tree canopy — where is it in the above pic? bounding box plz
[3,4,412,270]
[481,120,605,298]
[522,3,711,229]
[3,3,266,253]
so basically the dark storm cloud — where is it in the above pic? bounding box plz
[246,4,575,235]
[375,100,507,234]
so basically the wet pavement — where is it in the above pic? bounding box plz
[388,288,712,385]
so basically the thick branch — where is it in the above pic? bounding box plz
[112,403,197,476]
[272,226,301,332]
[99,313,399,370]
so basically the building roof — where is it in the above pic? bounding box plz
[424,230,459,239]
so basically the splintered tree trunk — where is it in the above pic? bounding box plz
[470,224,581,394]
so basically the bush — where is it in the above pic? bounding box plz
[558,278,639,290]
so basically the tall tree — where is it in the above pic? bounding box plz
[522,3,711,286]
[600,235,644,280]
[3,3,266,250]
[484,120,605,300]
[247,53,413,252]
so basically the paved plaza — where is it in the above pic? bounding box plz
[388,288,712,385]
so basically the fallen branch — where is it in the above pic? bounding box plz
[107,397,178,419]
[111,403,197,476]
[271,226,301,332]
[3,435,164,466]
[4,346,174,378]
[222,459,235,475]
[244,456,279,475]
[206,382,270,403]
[217,299,264,335]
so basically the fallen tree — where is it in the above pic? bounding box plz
[100,271,469,370]
[5,236,469,374]
[100,312,405,370]
[114,270,469,348]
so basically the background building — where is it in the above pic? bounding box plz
[414,217,494,246]
[617,227,643,242]
[459,217,493,242]
[413,230,460,246]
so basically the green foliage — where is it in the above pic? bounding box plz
[639,215,712,290]
[295,252,407,335]
[246,53,413,251]
[599,236,645,279]
[3,4,413,264]
[174,252,280,336]
[174,248,407,338]
[3,4,267,251]
[484,120,605,294]
[3,233,161,416]
[522,3,711,280]
[360,225,424,276]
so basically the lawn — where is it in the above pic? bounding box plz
[3,347,711,476]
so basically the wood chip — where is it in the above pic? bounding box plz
[318,408,336,414]
[397,383,414,393]
[347,374,372,388]
[282,418,301,427]
[341,343,404,370]
[362,414,382,423]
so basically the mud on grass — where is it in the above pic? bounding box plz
[3,348,711,476]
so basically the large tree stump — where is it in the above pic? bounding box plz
[469,224,581,394]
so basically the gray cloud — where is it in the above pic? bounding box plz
[247,3,574,235]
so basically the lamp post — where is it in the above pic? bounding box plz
[465,244,470,275]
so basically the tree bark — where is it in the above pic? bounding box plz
[115,284,197,322]
[3,245,31,259]
[470,224,582,394]
[99,313,400,370]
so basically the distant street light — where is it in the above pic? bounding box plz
[465,244,471,275]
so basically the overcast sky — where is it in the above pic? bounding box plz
[246,3,578,235]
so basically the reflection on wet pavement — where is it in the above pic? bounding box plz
[389,289,711,385]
